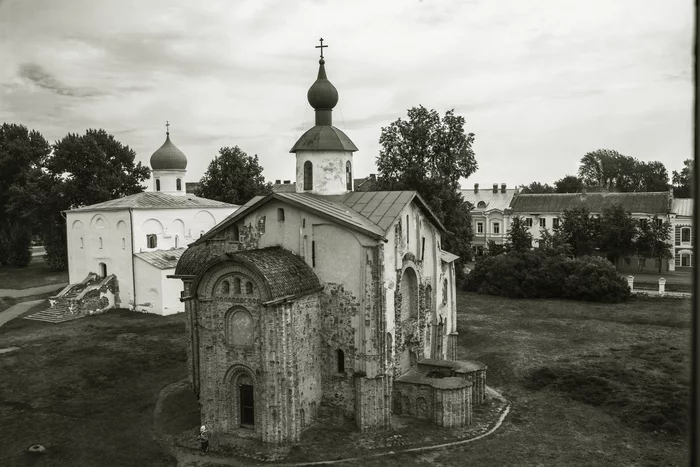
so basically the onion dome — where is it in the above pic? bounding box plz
[307,59,338,111]
[150,130,187,171]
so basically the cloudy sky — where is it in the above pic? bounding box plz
[0,0,693,189]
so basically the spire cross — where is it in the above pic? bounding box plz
[166,121,170,136]
[315,38,328,59]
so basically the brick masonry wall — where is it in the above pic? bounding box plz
[393,379,472,427]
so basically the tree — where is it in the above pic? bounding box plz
[538,227,571,256]
[635,217,672,273]
[598,205,637,266]
[558,207,600,257]
[672,159,693,198]
[486,240,506,257]
[554,175,584,193]
[519,182,555,194]
[375,106,478,278]
[506,216,533,252]
[7,223,32,268]
[195,146,272,205]
[578,149,669,192]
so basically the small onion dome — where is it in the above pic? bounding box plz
[150,134,187,170]
[307,59,338,110]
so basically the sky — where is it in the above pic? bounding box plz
[0,0,694,189]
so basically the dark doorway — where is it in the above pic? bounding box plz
[240,384,254,427]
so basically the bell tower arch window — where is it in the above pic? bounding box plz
[176,178,182,191]
[304,161,313,191]
[346,161,352,190]
[156,179,161,191]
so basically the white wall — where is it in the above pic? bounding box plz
[161,268,184,315]
[152,169,186,195]
[295,150,354,195]
[134,256,162,313]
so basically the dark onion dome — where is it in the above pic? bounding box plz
[150,133,187,170]
[307,59,338,110]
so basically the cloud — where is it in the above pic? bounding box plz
[18,62,102,97]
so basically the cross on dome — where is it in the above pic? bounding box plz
[315,38,328,61]
[166,121,170,136]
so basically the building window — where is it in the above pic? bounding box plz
[442,279,448,305]
[406,215,410,244]
[277,208,285,222]
[525,218,533,227]
[221,281,230,294]
[539,218,546,228]
[655,218,663,228]
[174,235,179,248]
[476,222,484,234]
[99,262,107,278]
[421,237,426,261]
[346,161,352,190]
[80,237,84,249]
[245,281,253,294]
[302,218,306,228]
[226,309,253,347]
[477,201,486,209]
[681,253,692,267]
[199,230,204,237]
[640,219,648,229]
[312,240,316,267]
[553,218,560,229]
[304,161,313,191]
[98,237,103,249]
[156,179,161,191]
[233,278,241,294]
[337,349,345,373]
[425,285,432,312]
[681,227,691,243]
[176,178,182,191]
[122,238,125,250]
[146,234,157,248]
[493,222,500,234]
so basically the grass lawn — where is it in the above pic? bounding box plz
[0,309,186,467]
[0,259,69,290]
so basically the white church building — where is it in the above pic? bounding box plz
[64,129,239,315]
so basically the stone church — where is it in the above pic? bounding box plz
[172,48,487,445]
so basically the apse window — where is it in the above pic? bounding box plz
[146,234,157,248]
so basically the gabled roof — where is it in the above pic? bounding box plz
[67,192,237,212]
[196,190,447,246]
[134,248,186,269]
[672,198,693,217]
[509,192,671,214]
[459,188,517,213]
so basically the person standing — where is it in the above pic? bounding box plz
[199,424,209,452]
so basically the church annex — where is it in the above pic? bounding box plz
[172,44,487,445]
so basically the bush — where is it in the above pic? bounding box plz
[464,250,630,302]
[44,223,68,271]
[7,224,32,268]
[0,230,9,265]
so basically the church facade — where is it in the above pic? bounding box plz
[172,50,487,444]
[63,130,238,315]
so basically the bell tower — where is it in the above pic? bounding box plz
[149,122,188,196]
[290,38,358,196]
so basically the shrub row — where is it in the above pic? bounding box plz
[464,251,630,303]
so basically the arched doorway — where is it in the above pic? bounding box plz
[228,367,256,430]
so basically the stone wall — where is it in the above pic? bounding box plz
[393,377,472,428]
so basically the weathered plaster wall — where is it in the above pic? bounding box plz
[161,268,184,315]
[134,257,163,313]
[151,169,187,195]
[295,150,354,195]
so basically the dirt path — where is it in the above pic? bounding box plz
[0,299,45,328]
[0,283,67,298]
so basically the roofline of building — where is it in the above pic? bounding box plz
[64,204,236,213]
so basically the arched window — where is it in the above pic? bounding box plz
[146,234,157,248]
[176,178,182,191]
[337,349,345,373]
[277,208,285,222]
[234,278,241,294]
[221,280,230,294]
[174,235,179,248]
[442,279,448,305]
[226,309,254,346]
[98,237,103,249]
[245,281,253,294]
[406,215,410,244]
[99,262,107,278]
[477,201,486,208]
[346,161,352,190]
[122,238,125,250]
[304,161,313,191]
[80,237,84,249]
[156,179,161,191]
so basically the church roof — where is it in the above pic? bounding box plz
[509,191,671,214]
[174,246,321,302]
[67,192,237,212]
[196,190,447,245]
[672,198,693,217]
[150,134,187,170]
[290,125,358,153]
[135,248,186,269]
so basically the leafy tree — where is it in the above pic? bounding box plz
[634,220,654,272]
[195,146,272,205]
[672,159,693,198]
[579,149,669,192]
[538,227,571,256]
[554,175,584,193]
[519,182,555,194]
[7,223,32,268]
[634,161,670,192]
[635,217,672,273]
[486,240,506,257]
[375,106,478,278]
[507,216,533,252]
[598,205,637,266]
[558,207,600,257]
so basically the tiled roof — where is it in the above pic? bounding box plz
[510,192,671,214]
[134,248,186,269]
[271,183,296,193]
[175,245,321,301]
[672,198,693,217]
[459,188,518,212]
[68,192,237,212]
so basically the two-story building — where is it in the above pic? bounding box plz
[459,183,518,257]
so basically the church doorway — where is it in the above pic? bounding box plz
[240,384,255,428]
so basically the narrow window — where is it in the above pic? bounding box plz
[99,262,107,278]
[682,227,691,242]
[406,215,410,244]
[337,349,345,373]
[553,218,560,229]
[655,218,663,228]
[302,218,306,228]
[442,279,448,305]
[421,237,426,261]
[99,237,103,249]
[245,281,253,294]
[176,178,182,191]
[174,235,179,248]
[346,161,352,190]
[493,222,500,234]
[304,161,313,191]
[277,208,285,222]
[312,240,316,267]
[147,234,157,248]
[156,179,161,191]
[539,218,546,228]
[80,237,84,249]
[477,222,484,234]
[234,278,241,294]
[221,281,230,294]
[122,238,125,250]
